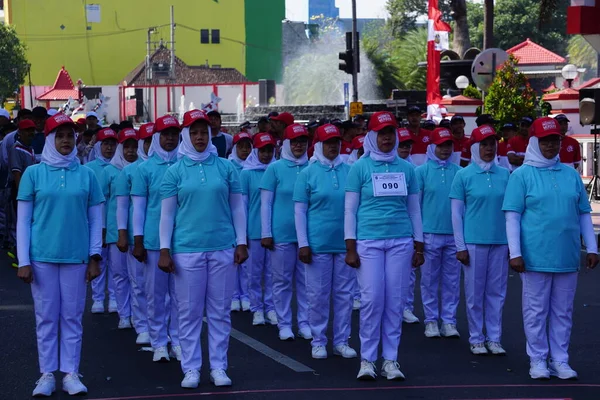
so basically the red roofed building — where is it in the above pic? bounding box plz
[36,67,81,107]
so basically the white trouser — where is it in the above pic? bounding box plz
[403,269,417,312]
[464,244,508,344]
[31,262,87,374]
[421,234,461,324]
[144,250,179,349]
[521,271,577,363]
[91,247,115,302]
[352,270,360,300]
[357,238,413,362]
[305,253,354,347]
[247,239,274,313]
[108,244,131,319]
[173,250,235,372]
[127,246,148,334]
[271,243,309,331]
[232,260,249,303]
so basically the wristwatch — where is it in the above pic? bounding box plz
[90,254,102,262]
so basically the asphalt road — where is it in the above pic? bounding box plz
[1,254,600,400]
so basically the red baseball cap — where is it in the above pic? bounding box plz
[284,123,309,140]
[529,117,561,138]
[352,134,365,149]
[44,113,76,135]
[368,111,397,132]
[76,118,86,126]
[18,119,36,130]
[182,109,210,128]
[96,127,118,141]
[139,123,155,140]
[315,124,341,143]
[430,128,453,145]
[270,112,295,126]
[253,132,277,149]
[118,128,138,143]
[397,128,413,143]
[470,125,497,144]
[153,115,181,133]
[233,132,252,145]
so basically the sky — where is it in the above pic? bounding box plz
[285,0,390,23]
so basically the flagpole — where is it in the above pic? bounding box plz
[351,0,358,102]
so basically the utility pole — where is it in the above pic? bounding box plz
[170,5,176,114]
[146,28,153,120]
[351,0,358,102]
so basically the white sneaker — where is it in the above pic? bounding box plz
[210,369,232,387]
[241,299,251,312]
[252,311,266,326]
[357,360,377,380]
[402,309,419,324]
[353,298,361,311]
[549,360,578,380]
[312,346,328,359]
[181,370,200,389]
[424,322,441,338]
[298,326,313,340]
[333,344,358,359]
[91,301,104,314]
[529,359,551,380]
[32,373,55,397]
[153,346,170,362]
[62,373,87,396]
[381,360,406,380]
[118,317,132,330]
[170,345,182,361]
[108,299,118,313]
[266,310,278,325]
[279,328,295,341]
[231,299,241,312]
[485,341,506,355]
[136,332,151,345]
[470,343,488,355]
[440,323,460,338]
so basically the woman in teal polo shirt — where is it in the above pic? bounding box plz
[260,123,311,341]
[158,109,248,389]
[345,112,424,381]
[16,113,104,397]
[294,123,357,360]
[450,125,510,356]
[503,117,598,380]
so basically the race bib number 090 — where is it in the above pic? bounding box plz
[372,172,407,197]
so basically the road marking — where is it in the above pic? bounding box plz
[0,304,33,311]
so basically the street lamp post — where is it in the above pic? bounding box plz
[455,75,469,94]
[561,64,578,88]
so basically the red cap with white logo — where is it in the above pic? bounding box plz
[352,134,365,149]
[368,111,397,132]
[253,132,277,149]
[118,128,138,143]
[430,128,453,145]
[153,115,181,133]
[44,113,76,135]
[397,128,413,143]
[470,125,498,144]
[233,132,252,145]
[284,124,309,140]
[529,117,561,138]
[96,127,118,141]
[182,109,210,127]
[315,124,341,143]
[139,123,155,140]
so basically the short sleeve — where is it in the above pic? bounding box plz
[345,162,362,193]
[576,175,592,214]
[292,168,310,203]
[130,165,148,197]
[448,171,465,201]
[259,163,277,192]
[88,170,106,207]
[16,167,35,201]
[9,147,24,172]
[240,170,250,195]
[115,169,130,197]
[415,165,425,192]
[227,162,242,194]
[406,165,419,195]
[160,166,179,199]
[502,172,526,213]
[461,146,471,161]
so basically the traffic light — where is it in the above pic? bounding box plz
[339,32,360,75]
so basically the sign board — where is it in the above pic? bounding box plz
[350,101,363,117]
[471,48,508,91]
[86,4,101,23]
[386,99,407,108]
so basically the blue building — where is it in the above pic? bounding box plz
[309,0,339,20]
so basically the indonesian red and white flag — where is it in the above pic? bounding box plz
[426,0,452,121]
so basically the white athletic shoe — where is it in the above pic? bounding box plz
[62,373,87,396]
[231,299,241,312]
[136,332,151,345]
[549,360,578,380]
[529,359,551,380]
[91,301,104,314]
[470,343,488,355]
[402,309,419,324]
[170,345,182,361]
[210,369,232,387]
[252,311,266,326]
[108,299,118,313]
[440,323,460,338]
[266,310,278,325]
[181,370,200,389]
[485,341,506,355]
[241,299,251,312]
[312,346,328,359]
[32,373,55,397]
[153,346,170,362]
[118,317,132,330]
[333,344,358,359]
[279,328,295,341]
[357,360,377,380]
[298,326,313,340]
[424,322,441,338]
[381,360,406,380]
[353,298,361,311]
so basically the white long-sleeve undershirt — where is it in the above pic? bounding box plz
[451,199,466,252]
[132,196,147,237]
[116,196,129,230]
[294,202,309,248]
[260,190,274,239]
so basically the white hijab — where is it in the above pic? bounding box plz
[137,138,150,161]
[91,141,112,164]
[426,144,449,167]
[523,136,559,168]
[244,148,275,171]
[41,131,78,168]
[363,130,398,163]
[310,141,343,168]
[110,141,138,170]
[470,142,495,172]
[149,132,179,162]
[177,127,217,163]
[228,143,250,167]
[346,149,359,165]
[281,139,308,166]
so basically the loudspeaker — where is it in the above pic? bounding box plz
[135,89,144,117]
[259,79,276,106]
[579,88,600,125]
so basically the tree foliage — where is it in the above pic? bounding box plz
[462,85,482,100]
[386,0,452,37]
[568,35,598,81]
[484,55,536,127]
[0,25,28,103]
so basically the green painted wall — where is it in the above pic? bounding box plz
[245,1,285,82]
